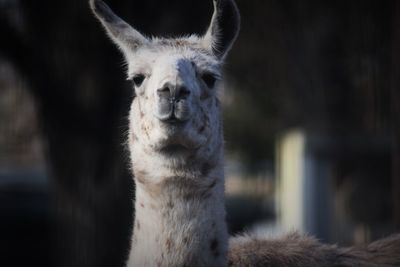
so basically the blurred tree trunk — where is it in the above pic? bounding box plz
[391,0,400,229]
[1,1,134,266]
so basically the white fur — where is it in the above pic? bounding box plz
[126,44,227,266]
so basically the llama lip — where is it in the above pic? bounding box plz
[159,144,189,154]
[162,117,187,125]
[158,109,190,125]
[159,117,189,133]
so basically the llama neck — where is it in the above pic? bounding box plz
[127,154,228,267]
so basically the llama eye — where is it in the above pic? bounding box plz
[132,74,145,87]
[201,73,217,88]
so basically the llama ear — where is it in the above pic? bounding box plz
[203,0,240,59]
[89,0,148,57]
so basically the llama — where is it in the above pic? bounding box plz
[89,0,400,266]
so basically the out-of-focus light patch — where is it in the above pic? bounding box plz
[276,130,306,232]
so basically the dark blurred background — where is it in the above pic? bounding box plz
[0,0,399,266]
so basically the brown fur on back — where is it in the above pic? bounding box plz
[228,232,400,267]
[337,234,400,267]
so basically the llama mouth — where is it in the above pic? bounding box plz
[159,144,189,154]
[163,117,186,124]
[160,118,188,128]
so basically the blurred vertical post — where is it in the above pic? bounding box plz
[276,130,306,232]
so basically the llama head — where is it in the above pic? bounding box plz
[90,0,240,166]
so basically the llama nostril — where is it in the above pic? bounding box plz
[177,86,190,100]
[157,85,172,99]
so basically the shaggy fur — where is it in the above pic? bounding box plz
[90,0,400,266]
[229,232,400,267]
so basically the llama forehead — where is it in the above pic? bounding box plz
[127,37,222,79]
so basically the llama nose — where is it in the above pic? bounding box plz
[157,83,190,100]
[156,83,192,122]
